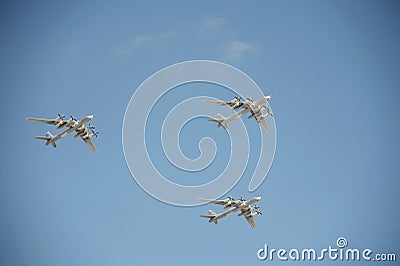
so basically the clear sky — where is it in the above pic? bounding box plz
[1,1,399,265]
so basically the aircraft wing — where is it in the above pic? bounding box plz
[256,117,268,132]
[223,108,250,124]
[198,198,227,205]
[259,120,268,131]
[81,137,96,152]
[26,117,58,125]
[245,215,256,229]
[254,96,269,107]
[202,99,230,106]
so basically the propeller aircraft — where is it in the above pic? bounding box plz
[26,114,98,152]
[199,196,262,229]
[204,95,273,131]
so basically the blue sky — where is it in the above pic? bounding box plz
[1,1,399,265]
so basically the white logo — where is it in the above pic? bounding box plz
[336,237,348,248]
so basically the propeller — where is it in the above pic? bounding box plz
[253,205,260,210]
[239,197,245,202]
[266,106,273,117]
[227,196,235,201]
[70,115,77,121]
[88,123,95,130]
[260,106,273,118]
[57,113,65,120]
[234,96,243,101]
[246,97,253,102]
[91,130,99,138]
[255,210,262,215]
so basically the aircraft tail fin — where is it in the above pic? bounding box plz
[200,209,218,224]
[35,131,56,148]
[208,114,228,129]
[208,210,217,216]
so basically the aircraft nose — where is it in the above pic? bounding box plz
[265,95,271,101]
[87,114,94,120]
[255,196,262,201]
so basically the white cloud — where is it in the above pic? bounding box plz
[196,17,258,61]
[199,17,226,33]
[225,40,256,60]
[115,32,174,55]
[195,16,229,40]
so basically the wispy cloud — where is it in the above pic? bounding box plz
[196,16,258,61]
[225,40,256,60]
[115,32,174,55]
[115,17,258,61]
[197,17,226,36]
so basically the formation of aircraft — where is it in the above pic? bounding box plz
[26,114,98,152]
[204,95,273,131]
[199,196,262,228]
[26,103,269,228]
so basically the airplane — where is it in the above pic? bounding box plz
[199,196,262,228]
[204,95,272,131]
[28,114,97,152]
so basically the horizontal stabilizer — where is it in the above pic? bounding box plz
[200,210,218,224]
[35,131,56,148]
[208,114,228,129]
[200,209,217,219]
[200,215,214,219]
[35,136,51,140]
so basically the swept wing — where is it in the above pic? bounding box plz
[198,198,229,205]
[81,136,96,152]
[26,117,59,125]
[245,216,256,228]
